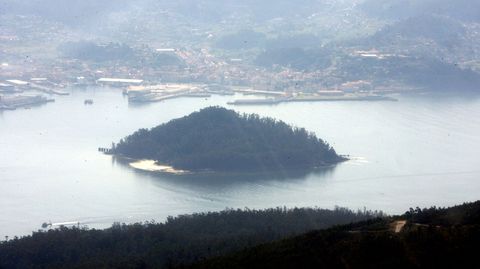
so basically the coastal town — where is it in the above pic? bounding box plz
[0,74,398,110]
[0,43,404,111]
[0,3,424,111]
[4,0,476,110]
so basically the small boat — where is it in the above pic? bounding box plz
[84,99,94,105]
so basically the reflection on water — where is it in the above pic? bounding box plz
[1,87,480,238]
[114,156,337,190]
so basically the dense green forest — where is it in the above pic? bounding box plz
[2,202,480,268]
[112,107,345,172]
[190,201,480,269]
[0,207,380,269]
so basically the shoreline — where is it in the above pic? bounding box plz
[128,159,189,175]
[110,154,348,177]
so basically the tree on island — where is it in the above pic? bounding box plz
[112,107,346,172]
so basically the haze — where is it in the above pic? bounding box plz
[0,1,479,268]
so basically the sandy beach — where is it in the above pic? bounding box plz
[129,160,188,175]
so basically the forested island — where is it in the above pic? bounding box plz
[111,107,346,173]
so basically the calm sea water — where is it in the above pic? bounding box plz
[1,87,480,238]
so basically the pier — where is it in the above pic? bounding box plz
[228,95,398,106]
[98,148,113,154]
[29,83,69,95]
[0,95,54,110]
[126,83,212,103]
[227,98,284,105]
[233,89,286,96]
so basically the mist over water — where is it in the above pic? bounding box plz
[1,88,479,238]
[3,1,480,268]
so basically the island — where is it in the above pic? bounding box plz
[110,107,346,173]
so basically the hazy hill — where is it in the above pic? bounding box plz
[3,0,480,94]
[0,0,340,25]
[0,0,133,25]
[57,41,185,67]
[255,47,331,70]
[151,0,332,23]
[369,14,467,48]
[215,30,267,50]
[254,46,480,92]
[337,56,480,92]
[360,0,480,22]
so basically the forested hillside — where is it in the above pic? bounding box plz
[2,201,480,268]
[0,207,379,269]
[113,107,345,172]
[190,201,480,269]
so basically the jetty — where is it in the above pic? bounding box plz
[228,94,397,106]
[29,83,69,95]
[98,147,113,154]
[233,88,286,96]
[227,98,285,105]
[126,84,211,103]
[0,95,54,110]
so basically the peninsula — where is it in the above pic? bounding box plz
[110,107,346,173]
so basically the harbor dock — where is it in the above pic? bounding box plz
[228,95,397,106]
[0,95,54,110]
